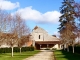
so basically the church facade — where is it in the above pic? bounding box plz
[30,26,61,49]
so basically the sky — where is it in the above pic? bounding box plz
[0,0,79,37]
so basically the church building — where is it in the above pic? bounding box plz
[29,26,61,49]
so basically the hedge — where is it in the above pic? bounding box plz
[0,47,34,53]
[69,46,80,54]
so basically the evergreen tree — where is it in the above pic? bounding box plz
[58,0,76,53]
[74,2,80,44]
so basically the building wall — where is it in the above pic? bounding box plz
[53,44,60,49]
[33,33,44,41]
[30,26,61,49]
[31,26,59,41]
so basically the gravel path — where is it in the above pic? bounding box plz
[23,50,54,60]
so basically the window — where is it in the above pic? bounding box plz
[39,35,40,39]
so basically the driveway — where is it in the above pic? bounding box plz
[23,50,54,60]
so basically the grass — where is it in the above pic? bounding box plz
[0,50,40,60]
[54,50,80,60]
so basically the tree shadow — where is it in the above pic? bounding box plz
[55,50,80,60]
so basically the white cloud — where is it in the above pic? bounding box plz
[13,6,61,23]
[0,0,20,10]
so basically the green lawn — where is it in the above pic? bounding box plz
[54,50,80,60]
[0,50,40,60]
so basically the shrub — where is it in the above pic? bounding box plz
[0,47,34,53]
[52,48,57,50]
[0,48,11,53]
[44,48,50,50]
[69,46,80,54]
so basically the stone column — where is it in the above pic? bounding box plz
[47,44,48,49]
[40,45,41,49]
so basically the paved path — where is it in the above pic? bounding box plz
[23,50,54,60]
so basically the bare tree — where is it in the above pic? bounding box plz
[5,14,18,57]
[18,35,29,54]
[0,9,9,47]
[7,33,18,57]
[0,9,5,47]
[14,13,30,54]
[0,8,30,56]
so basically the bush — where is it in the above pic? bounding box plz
[44,48,50,50]
[52,48,57,50]
[0,48,11,53]
[0,47,34,53]
[13,47,20,52]
[21,47,34,52]
[69,46,80,54]
[74,46,80,53]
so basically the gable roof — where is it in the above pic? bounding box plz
[33,26,38,30]
[32,26,48,33]
[31,26,60,41]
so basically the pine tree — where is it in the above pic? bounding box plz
[58,0,76,53]
[74,2,80,44]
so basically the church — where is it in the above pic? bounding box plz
[0,26,61,49]
[28,26,61,49]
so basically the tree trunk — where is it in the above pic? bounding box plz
[72,40,75,53]
[72,45,74,53]
[20,47,21,54]
[67,46,69,52]
[63,44,65,50]
[11,47,13,57]
[67,44,69,52]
